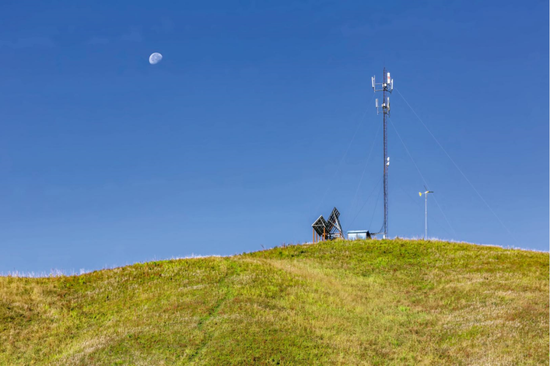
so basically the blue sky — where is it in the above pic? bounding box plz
[0,0,547,273]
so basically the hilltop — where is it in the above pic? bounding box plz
[1,239,548,365]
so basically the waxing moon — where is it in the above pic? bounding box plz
[149,52,163,65]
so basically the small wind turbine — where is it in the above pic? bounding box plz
[419,186,434,239]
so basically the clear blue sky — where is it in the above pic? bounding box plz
[1,0,547,273]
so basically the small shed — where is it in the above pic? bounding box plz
[347,230,372,240]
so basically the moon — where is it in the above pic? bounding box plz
[149,52,163,65]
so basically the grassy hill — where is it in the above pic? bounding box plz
[1,239,548,365]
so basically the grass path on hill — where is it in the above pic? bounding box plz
[0,239,548,365]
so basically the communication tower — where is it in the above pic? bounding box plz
[372,68,394,239]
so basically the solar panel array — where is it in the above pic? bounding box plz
[311,207,343,240]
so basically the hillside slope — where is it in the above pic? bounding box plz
[1,239,548,365]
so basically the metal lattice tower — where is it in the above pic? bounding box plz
[372,68,393,239]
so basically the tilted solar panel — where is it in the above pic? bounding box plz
[311,215,329,237]
[326,207,341,233]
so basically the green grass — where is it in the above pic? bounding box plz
[1,239,548,365]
